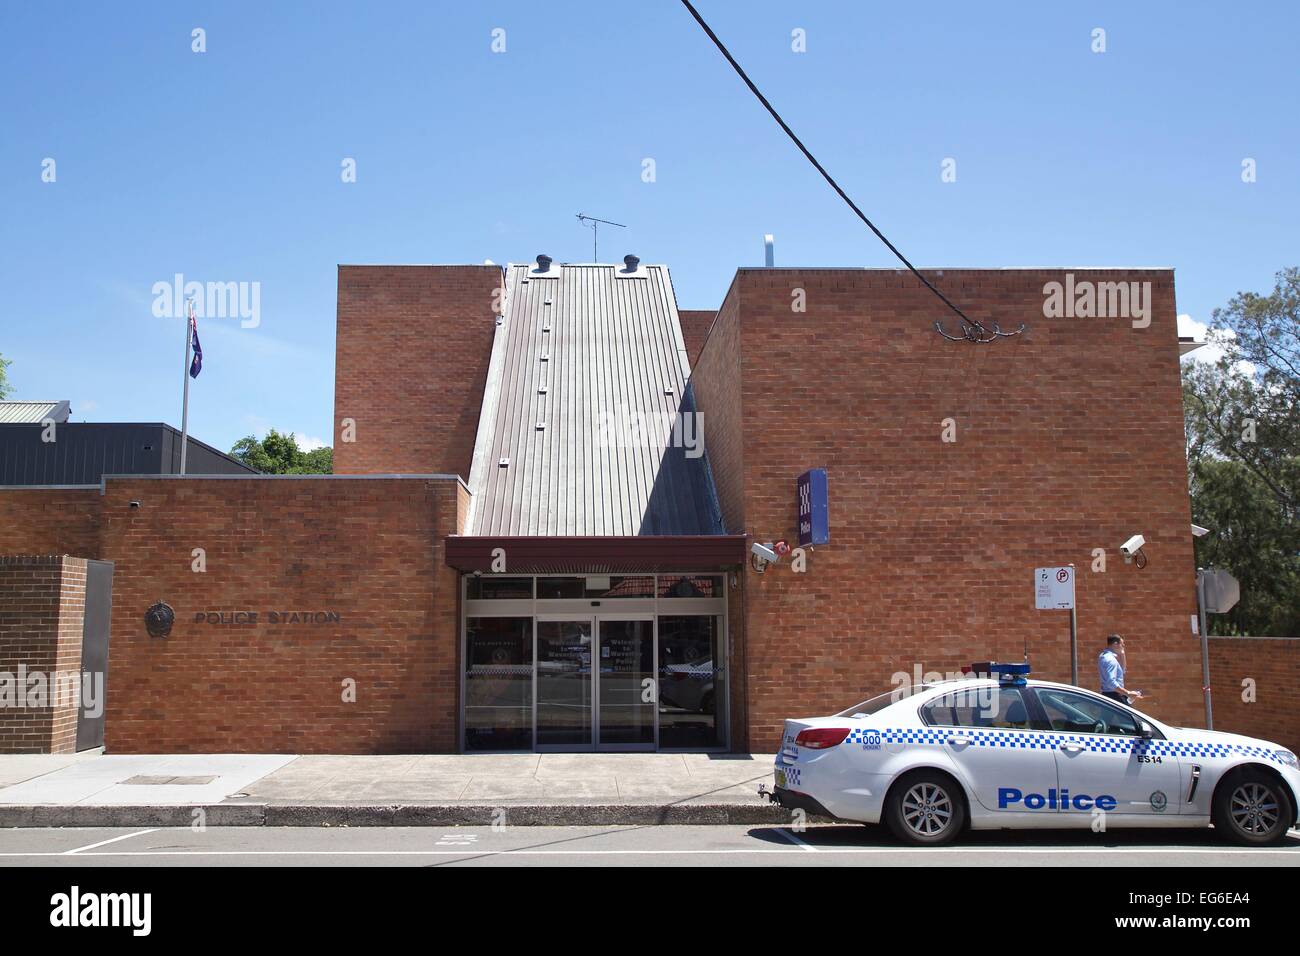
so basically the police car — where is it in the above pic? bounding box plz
[771,662,1300,846]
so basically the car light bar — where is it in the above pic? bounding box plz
[964,661,1031,685]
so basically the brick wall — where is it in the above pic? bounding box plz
[678,310,715,368]
[1209,637,1300,754]
[333,265,501,478]
[0,488,101,558]
[0,555,88,754]
[688,292,744,535]
[99,477,462,753]
[691,267,1200,751]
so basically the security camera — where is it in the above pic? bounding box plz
[751,541,779,572]
[1120,534,1148,568]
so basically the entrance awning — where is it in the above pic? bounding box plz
[444,535,747,574]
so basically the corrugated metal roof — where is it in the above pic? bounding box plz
[0,400,70,423]
[467,263,724,536]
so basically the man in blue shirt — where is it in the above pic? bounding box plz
[1098,634,1142,703]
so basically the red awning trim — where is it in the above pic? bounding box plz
[444,535,747,574]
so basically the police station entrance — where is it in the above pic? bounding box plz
[461,575,729,753]
[535,614,655,750]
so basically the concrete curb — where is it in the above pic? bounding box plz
[264,803,797,827]
[0,804,265,828]
[0,802,802,828]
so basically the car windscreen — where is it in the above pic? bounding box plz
[835,685,925,718]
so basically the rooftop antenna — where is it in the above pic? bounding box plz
[576,213,625,263]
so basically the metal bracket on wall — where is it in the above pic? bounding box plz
[933,319,1027,344]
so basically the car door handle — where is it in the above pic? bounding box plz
[1060,743,1084,753]
[946,735,971,746]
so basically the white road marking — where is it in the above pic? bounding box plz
[62,828,160,855]
[0,845,1295,859]
[436,834,477,846]
[774,828,817,851]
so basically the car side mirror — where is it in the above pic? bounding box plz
[1139,721,1155,739]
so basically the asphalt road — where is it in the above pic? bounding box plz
[2,824,1299,866]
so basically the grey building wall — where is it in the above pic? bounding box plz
[0,423,256,485]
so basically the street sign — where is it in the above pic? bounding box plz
[1035,566,1075,610]
[1201,569,1240,614]
[797,469,829,547]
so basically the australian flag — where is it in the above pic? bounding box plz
[188,311,203,379]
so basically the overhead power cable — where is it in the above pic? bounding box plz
[678,0,1023,343]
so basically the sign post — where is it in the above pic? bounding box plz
[1070,604,1078,687]
[1035,565,1077,684]
[1196,568,1240,731]
[1196,571,1211,730]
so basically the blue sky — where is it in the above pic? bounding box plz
[2,1,1296,453]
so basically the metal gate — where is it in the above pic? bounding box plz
[76,559,113,751]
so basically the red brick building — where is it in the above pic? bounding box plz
[2,257,1224,754]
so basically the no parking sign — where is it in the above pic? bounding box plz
[1034,566,1075,610]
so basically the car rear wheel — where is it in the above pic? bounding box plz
[1212,769,1294,846]
[885,771,966,846]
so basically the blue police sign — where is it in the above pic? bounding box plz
[797,468,829,546]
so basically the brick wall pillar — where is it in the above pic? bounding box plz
[0,555,88,754]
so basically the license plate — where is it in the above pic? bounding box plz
[775,768,787,789]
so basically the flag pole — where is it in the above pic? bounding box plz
[180,298,192,475]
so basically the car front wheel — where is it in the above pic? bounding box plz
[885,770,966,846]
[1212,769,1295,846]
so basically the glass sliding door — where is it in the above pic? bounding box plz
[534,615,656,750]
[464,617,533,751]
[596,617,655,749]
[462,574,729,752]
[535,618,594,748]
[657,615,725,749]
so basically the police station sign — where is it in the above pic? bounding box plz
[797,468,829,547]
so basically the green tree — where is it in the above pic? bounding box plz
[1184,268,1300,635]
[299,445,333,474]
[0,352,12,399]
[1188,458,1300,635]
[229,429,332,475]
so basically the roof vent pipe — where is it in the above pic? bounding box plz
[536,254,553,271]
[623,254,640,272]
[764,234,775,267]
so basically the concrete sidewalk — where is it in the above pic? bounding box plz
[0,752,786,827]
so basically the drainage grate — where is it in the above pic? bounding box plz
[121,775,218,786]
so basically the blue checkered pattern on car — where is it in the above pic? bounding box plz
[840,727,1286,763]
